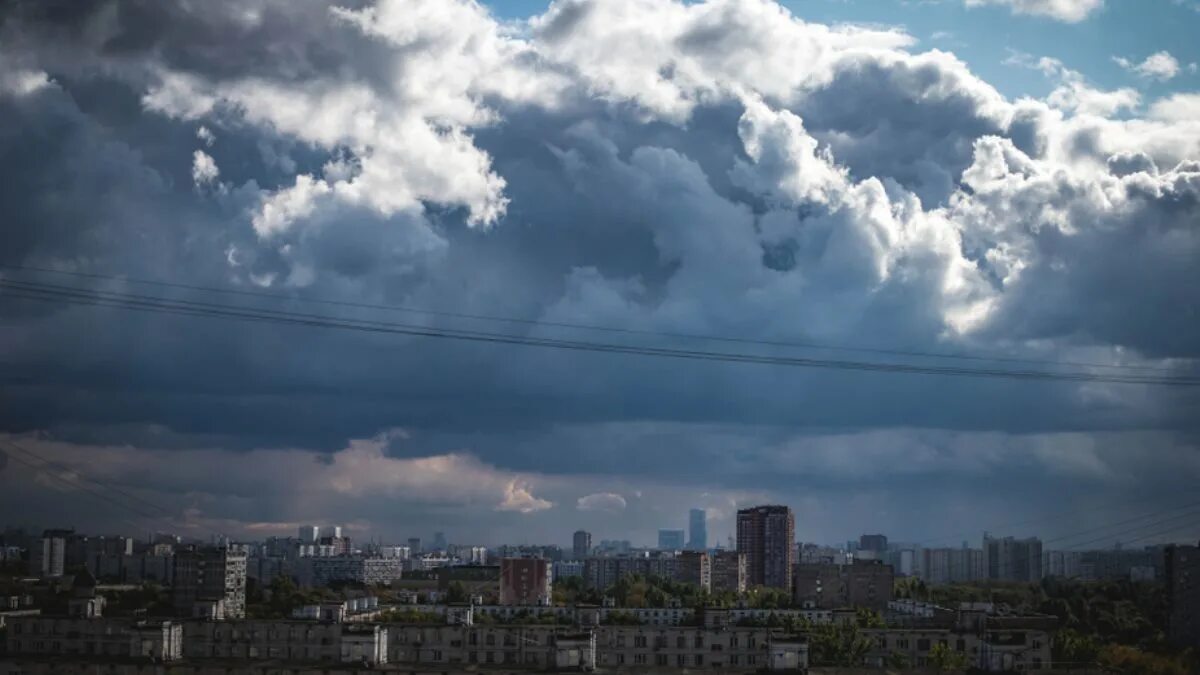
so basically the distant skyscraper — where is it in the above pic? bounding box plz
[737,505,795,589]
[432,531,448,551]
[30,529,71,578]
[658,529,686,551]
[298,526,319,543]
[572,530,592,560]
[859,534,888,554]
[688,508,708,550]
[408,537,422,554]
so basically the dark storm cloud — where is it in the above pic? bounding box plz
[1,0,1198,542]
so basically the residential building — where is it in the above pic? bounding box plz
[299,555,403,587]
[984,535,1043,582]
[658,529,686,551]
[5,616,183,661]
[1046,550,1083,579]
[737,505,795,589]
[919,547,985,584]
[499,558,552,606]
[675,551,711,591]
[1165,543,1199,649]
[583,554,680,590]
[573,530,592,560]
[171,547,247,619]
[688,508,708,551]
[794,559,894,610]
[711,550,747,593]
[552,560,585,581]
[859,534,888,555]
[29,529,71,578]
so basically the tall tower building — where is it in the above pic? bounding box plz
[688,508,708,551]
[572,530,592,560]
[737,505,795,590]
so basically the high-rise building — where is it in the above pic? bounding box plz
[688,509,708,551]
[573,530,592,560]
[737,505,795,589]
[408,537,422,554]
[676,551,711,591]
[984,535,1043,582]
[859,534,888,554]
[171,547,247,619]
[794,560,894,610]
[711,550,747,593]
[432,532,448,551]
[658,529,686,551]
[1165,543,1199,649]
[499,558,552,606]
[298,526,319,543]
[919,547,985,584]
[29,529,71,578]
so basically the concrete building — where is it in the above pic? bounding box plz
[172,547,247,619]
[675,551,711,592]
[572,530,592,560]
[298,525,319,543]
[1165,543,1199,649]
[583,554,680,590]
[1046,550,1084,579]
[688,508,708,551]
[28,529,71,578]
[859,534,888,554]
[737,505,795,589]
[658,529,685,551]
[984,534,1043,582]
[552,560,584,581]
[794,559,894,610]
[5,616,183,661]
[711,550,747,593]
[299,555,403,587]
[499,558,552,606]
[920,547,985,584]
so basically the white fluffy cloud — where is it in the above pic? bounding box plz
[191,150,219,186]
[577,492,628,513]
[1114,51,1182,81]
[964,0,1104,22]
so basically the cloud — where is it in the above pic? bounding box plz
[964,0,1104,22]
[0,0,1198,543]
[1114,51,1182,81]
[191,150,219,186]
[577,492,628,513]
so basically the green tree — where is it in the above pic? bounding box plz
[809,621,874,667]
[928,642,969,671]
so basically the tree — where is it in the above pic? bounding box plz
[928,642,969,672]
[809,621,874,667]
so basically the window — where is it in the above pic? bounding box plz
[879,638,888,649]
[730,655,739,666]
[469,651,477,663]
[635,654,647,665]
[617,635,626,647]
[486,634,495,646]
[694,636,704,648]
[748,655,756,666]
[677,654,686,666]
[635,635,647,648]
[469,633,477,646]
[918,639,931,651]
[695,654,704,666]
[730,635,739,648]
[677,636,686,648]
[898,639,909,649]
[617,654,625,665]
[433,650,442,661]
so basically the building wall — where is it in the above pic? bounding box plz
[499,558,552,606]
[712,551,747,593]
[675,552,710,592]
[173,548,248,619]
[793,561,894,610]
[5,617,182,661]
[1165,544,1199,649]
[737,506,795,590]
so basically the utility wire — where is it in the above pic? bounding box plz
[3,278,1198,387]
[0,263,1180,374]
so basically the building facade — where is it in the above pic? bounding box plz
[737,505,795,590]
[1165,543,1199,649]
[572,530,592,560]
[299,555,404,587]
[794,560,894,610]
[499,558,552,606]
[28,529,71,578]
[171,547,247,619]
[675,551,711,592]
[984,535,1043,582]
[712,550,747,593]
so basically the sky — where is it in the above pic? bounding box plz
[1,0,1199,550]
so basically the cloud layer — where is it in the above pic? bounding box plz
[0,0,1197,545]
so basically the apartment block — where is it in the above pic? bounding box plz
[737,505,795,589]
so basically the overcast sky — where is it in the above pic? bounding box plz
[1,0,1199,549]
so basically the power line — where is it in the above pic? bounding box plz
[0,263,1181,374]
[3,278,1199,387]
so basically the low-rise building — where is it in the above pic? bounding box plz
[298,555,403,587]
[499,558,552,606]
[5,616,182,661]
[794,559,894,610]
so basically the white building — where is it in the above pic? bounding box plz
[299,556,403,587]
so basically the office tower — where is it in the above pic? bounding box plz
[658,529,686,551]
[984,534,1044,582]
[688,508,708,551]
[1165,543,1199,649]
[737,505,795,589]
[573,530,592,560]
[711,550,747,593]
[298,526,319,543]
[408,537,422,554]
[499,558,552,606]
[432,532,448,551]
[859,534,888,554]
